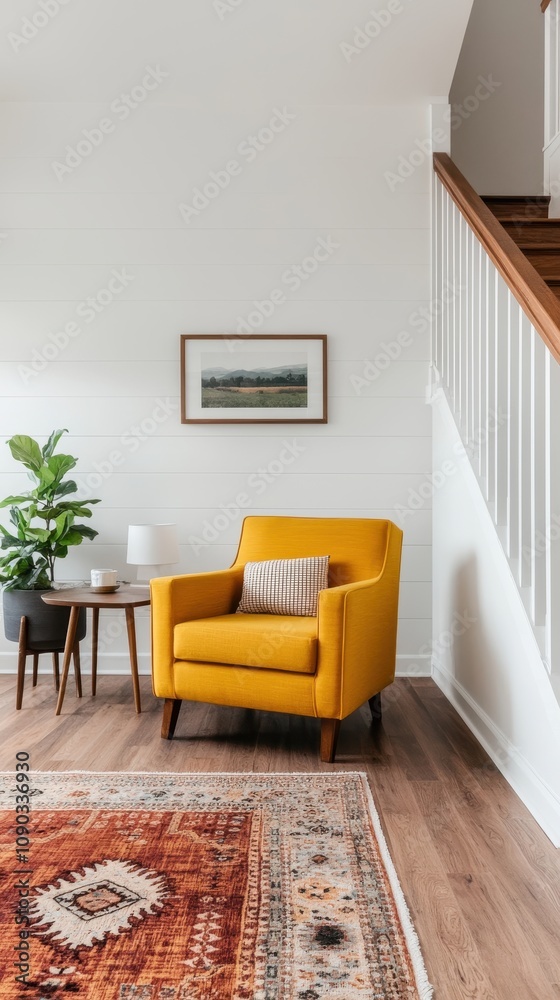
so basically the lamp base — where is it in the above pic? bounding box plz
[128,564,168,586]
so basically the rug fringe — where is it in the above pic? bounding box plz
[359,775,434,1000]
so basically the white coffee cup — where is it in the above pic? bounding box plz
[91,568,118,588]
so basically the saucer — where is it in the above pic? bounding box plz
[91,584,120,594]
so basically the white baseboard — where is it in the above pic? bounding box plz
[396,654,431,677]
[432,658,560,847]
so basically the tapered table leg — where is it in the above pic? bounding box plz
[91,607,99,696]
[125,606,141,714]
[16,617,27,711]
[73,642,82,698]
[55,606,81,716]
[52,652,60,691]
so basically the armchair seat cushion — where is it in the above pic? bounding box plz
[173,613,318,674]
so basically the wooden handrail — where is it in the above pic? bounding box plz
[542,0,552,13]
[433,153,560,364]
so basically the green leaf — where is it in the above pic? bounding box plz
[23,527,51,543]
[47,453,76,483]
[42,429,68,459]
[0,495,31,507]
[54,511,68,535]
[56,528,83,547]
[36,466,56,489]
[54,479,78,498]
[8,435,43,473]
[0,532,23,549]
[54,502,95,517]
[73,524,98,540]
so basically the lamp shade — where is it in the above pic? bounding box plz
[127,523,179,573]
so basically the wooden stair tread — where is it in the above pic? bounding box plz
[518,244,560,251]
[482,195,551,220]
[482,195,551,203]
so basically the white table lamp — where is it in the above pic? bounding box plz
[127,523,179,586]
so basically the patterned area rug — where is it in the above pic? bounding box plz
[0,771,433,999]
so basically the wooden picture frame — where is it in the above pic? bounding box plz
[180,334,328,424]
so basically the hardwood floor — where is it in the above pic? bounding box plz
[1,673,559,999]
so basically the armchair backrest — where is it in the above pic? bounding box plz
[233,516,398,586]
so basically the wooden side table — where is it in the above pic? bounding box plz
[42,587,150,715]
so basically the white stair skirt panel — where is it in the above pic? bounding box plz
[431,388,560,847]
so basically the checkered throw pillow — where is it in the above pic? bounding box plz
[236,555,329,616]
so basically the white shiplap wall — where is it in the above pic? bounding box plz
[0,0,474,679]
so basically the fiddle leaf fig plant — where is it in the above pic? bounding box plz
[0,430,100,591]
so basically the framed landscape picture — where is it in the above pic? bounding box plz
[180,334,327,424]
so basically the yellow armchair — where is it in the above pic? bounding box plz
[150,515,403,762]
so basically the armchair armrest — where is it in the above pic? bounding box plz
[315,527,402,718]
[151,567,245,698]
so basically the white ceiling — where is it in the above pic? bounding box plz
[0,0,474,105]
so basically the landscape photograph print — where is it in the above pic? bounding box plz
[201,352,308,409]
[180,335,327,424]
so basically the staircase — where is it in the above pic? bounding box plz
[483,196,560,299]
[432,154,560,845]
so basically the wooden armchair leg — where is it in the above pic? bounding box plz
[369,693,382,723]
[162,699,182,740]
[32,653,39,687]
[320,718,341,763]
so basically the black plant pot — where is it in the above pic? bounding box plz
[3,589,87,651]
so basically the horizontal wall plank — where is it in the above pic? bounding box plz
[0,163,431,223]
[0,299,431,362]
[1,228,429,266]
[0,189,429,228]
[0,104,432,159]
[0,395,432,437]
[0,264,429,302]
[0,434,431,476]
[0,472,434,511]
